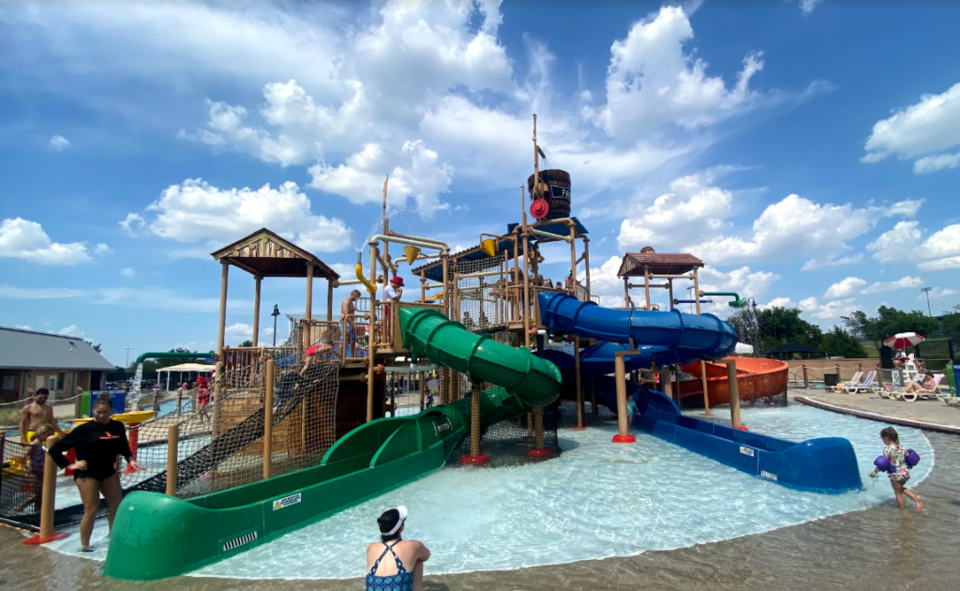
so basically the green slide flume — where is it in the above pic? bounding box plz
[103,307,560,581]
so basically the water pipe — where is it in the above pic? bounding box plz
[355,251,378,294]
[673,299,714,305]
[134,351,214,364]
[700,291,745,308]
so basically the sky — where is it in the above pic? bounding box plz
[2,0,960,366]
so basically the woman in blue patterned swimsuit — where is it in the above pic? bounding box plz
[366,506,431,591]
[870,427,924,511]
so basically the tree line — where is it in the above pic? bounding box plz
[727,303,960,359]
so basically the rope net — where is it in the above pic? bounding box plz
[0,347,339,531]
[453,253,509,334]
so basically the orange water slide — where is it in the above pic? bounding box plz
[678,357,789,406]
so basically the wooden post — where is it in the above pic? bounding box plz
[583,236,591,300]
[211,361,224,439]
[877,363,884,388]
[367,246,378,422]
[574,335,584,429]
[304,263,314,351]
[723,359,743,429]
[835,364,841,383]
[165,424,179,496]
[660,368,672,402]
[217,261,229,357]
[252,275,261,347]
[461,380,488,465]
[22,435,68,544]
[802,364,809,389]
[263,359,274,479]
[643,267,651,310]
[612,352,635,443]
[693,268,711,416]
[326,280,334,323]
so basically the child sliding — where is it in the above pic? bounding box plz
[870,427,924,512]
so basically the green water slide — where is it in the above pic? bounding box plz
[103,307,561,581]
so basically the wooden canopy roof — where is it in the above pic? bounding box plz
[210,228,340,280]
[618,252,704,277]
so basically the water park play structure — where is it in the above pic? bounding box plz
[4,115,861,580]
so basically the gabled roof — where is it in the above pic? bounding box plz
[211,228,339,280]
[0,327,115,370]
[618,252,704,277]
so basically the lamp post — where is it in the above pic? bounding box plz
[921,287,933,317]
[271,305,280,346]
[123,347,134,368]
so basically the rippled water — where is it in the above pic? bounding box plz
[3,405,956,591]
[159,404,933,579]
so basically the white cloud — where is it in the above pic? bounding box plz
[93,243,113,256]
[801,253,864,271]
[823,277,867,299]
[862,82,960,173]
[618,174,732,250]
[792,0,824,16]
[919,287,958,301]
[120,267,136,278]
[586,6,766,138]
[119,213,146,236]
[686,194,874,264]
[132,179,353,252]
[698,266,780,300]
[579,255,626,308]
[867,221,960,270]
[760,296,794,310]
[860,276,923,295]
[58,324,84,337]
[798,296,859,320]
[308,141,452,216]
[914,151,960,174]
[0,218,93,265]
[48,135,71,152]
[224,322,277,344]
[881,199,923,218]
[15,324,32,330]
[0,283,252,314]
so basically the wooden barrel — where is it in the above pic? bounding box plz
[527,169,571,221]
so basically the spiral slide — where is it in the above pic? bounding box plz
[537,293,861,494]
[104,307,560,581]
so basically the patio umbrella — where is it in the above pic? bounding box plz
[883,332,925,350]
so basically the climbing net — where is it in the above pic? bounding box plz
[0,348,339,531]
[452,253,510,333]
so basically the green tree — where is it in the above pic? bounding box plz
[820,326,867,358]
[727,306,823,355]
[942,312,960,341]
[844,306,939,350]
[239,339,254,348]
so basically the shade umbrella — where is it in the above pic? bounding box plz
[883,332,925,350]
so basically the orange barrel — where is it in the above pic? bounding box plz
[526,169,571,221]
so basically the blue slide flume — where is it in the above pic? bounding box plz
[537,292,862,493]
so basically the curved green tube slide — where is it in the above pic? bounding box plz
[103,307,560,581]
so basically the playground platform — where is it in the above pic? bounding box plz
[791,389,960,434]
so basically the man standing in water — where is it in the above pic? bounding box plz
[19,388,65,442]
[341,289,362,357]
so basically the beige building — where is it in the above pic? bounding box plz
[0,326,114,402]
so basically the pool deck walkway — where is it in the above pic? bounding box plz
[790,388,960,435]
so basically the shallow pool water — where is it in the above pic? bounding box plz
[47,404,933,579]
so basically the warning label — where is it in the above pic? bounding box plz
[272,493,302,511]
[739,446,755,457]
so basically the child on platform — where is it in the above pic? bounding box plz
[14,423,56,513]
[869,426,923,511]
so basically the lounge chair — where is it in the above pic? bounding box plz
[835,371,863,393]
[878,383,897,399]
[940,395,960,407]
[842,370,876,393]
[898,374,944,402]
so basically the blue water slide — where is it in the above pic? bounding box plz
[538,293,737,362]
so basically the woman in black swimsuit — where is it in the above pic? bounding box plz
[48,397,142,551]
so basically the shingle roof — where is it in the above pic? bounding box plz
[618,252,704,277]
[0,327,115,370]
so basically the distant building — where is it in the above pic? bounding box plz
[0,326,114,402]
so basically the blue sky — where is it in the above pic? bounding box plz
[2,0,960,366]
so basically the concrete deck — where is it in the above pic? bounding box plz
[789,388,960,434]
